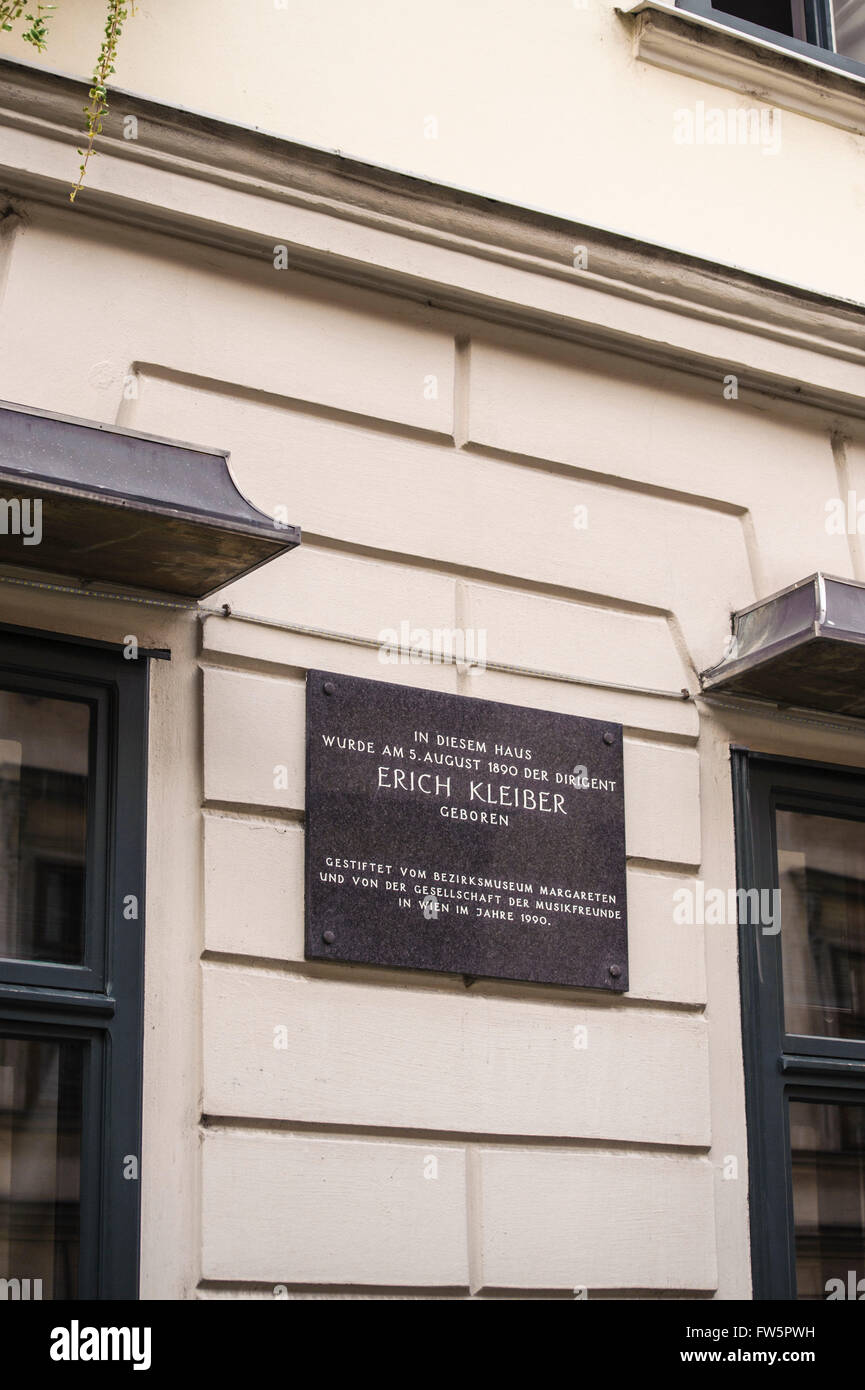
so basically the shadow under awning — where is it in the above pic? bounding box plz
[702,573,865,717]
[0,401,300,599]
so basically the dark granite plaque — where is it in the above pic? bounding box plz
[305,670,628,990]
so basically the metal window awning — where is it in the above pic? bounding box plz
[702,573,865,717]
[0,401,300,599]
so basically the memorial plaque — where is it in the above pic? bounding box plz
[305,670,628,990]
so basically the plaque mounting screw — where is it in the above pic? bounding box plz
[608,964,621,979]
[603,731,614,745]
[323,681,336,696]
[322,930,336,944]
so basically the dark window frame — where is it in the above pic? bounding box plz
[733,748,865,1300]
[676,1,865,82]
[0,625,150,1300]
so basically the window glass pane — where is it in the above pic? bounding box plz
[791,1100,865,1300]
[776,809,865,1040]
[715,1,798,38]
[0,691,90,966]
[833,0,865,60]
[0,1036,82,1299]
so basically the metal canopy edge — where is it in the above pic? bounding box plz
[702,573,865,718]
[0,401,300,599]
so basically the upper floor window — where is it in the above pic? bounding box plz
[679,1,865,77]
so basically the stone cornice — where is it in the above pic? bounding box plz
[1,56,865,419]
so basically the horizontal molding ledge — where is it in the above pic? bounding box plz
[1,59,865,410]
[3,165,865,422]
[200,1114,711,1151]
[196,1279,715,1298]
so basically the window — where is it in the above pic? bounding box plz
[0,626,149,1300]
[678,1,865,77]
[734,751,865,1300]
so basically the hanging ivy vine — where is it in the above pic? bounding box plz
[0,1,135,201]
[0,2,54,50]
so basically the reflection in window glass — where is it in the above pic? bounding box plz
[791,1100,865,1299]
[0,1036,82,1298]
[776,810,865,1040]
[0,692,90,966]
[834,0,865,62]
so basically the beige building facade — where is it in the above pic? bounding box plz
[0,1,864,1302]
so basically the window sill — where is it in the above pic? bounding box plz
[618,0,865,137]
